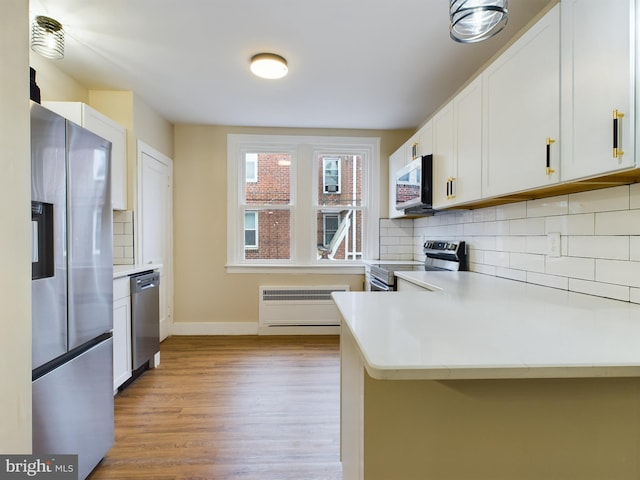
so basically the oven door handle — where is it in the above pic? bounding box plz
[370,277,393,292]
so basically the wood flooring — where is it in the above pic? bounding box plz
[88,335,343,480]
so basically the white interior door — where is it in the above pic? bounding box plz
[137,142,173,341]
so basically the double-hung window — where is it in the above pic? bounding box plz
[227,134,380,267]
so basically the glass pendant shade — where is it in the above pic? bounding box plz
[450,0,508,44]
[31,15,65,59]
[250,53,288,79]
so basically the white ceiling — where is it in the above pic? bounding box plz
[29,0,553,130]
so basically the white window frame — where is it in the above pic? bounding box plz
[227,134,380,272]
[322,157,341,194]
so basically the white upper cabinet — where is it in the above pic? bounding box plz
[482,5,560,198]
[43,101,128,210]
[433,77,483,209]
[388,120,433,218]
[432,102,455,208]
[560,0,636,181]
[388,148,406,219]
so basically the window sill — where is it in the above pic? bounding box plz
[225,263,366,275]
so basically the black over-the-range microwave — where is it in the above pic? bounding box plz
[394,154,433,215]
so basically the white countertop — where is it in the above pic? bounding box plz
[332,271,640,381]
[113,263,162,279]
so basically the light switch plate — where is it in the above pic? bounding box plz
[548,232,561,257]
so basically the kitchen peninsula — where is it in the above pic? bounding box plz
[333,272,640,480]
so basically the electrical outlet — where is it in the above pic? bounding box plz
[548,232,561,257]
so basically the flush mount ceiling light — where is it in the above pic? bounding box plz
[31,15,65,59]
[449,0,508,44]
[250,53,288,79]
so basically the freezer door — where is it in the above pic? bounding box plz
[67,121,113,349]
[31,103,68,368]
[32,337,114,480]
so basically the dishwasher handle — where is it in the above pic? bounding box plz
[130,272,160,294]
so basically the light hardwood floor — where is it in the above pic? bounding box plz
[89,335,343,480]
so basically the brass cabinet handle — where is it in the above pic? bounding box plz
[411,142,419,159]
[446,177,456,199]
[613,109,624,158]
[546,137,556,175]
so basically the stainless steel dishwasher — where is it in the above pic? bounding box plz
[130,271,160,370]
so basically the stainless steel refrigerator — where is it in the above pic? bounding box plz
[31,102,114,480]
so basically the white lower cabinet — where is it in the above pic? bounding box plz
[396,278,428,292]
[113,277,132,392]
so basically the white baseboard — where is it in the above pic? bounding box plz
[258,325,340,335]
[168,321,340,336]
[170,321,259,335]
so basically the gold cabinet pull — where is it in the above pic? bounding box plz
[546,137,556,175]
[411,142,419,159]
[613,110,624,158]
[446,177,456,199]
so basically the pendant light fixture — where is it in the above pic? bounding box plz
[449,0,508,44]
[31,15,65,59]
[250,53,288,79]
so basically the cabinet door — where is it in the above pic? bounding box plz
[113,295,131,390]
[482,5,560,198]
[453,77,483,205]
[388,148,406,219]
[83,107,128,210]
[560,0,635,180]
[416,121,433,157]
[432,102,455,209]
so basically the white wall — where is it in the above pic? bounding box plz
[404,184,640,303]
[0,0,33,451]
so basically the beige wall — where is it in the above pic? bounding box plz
[173,124,410,327]
[1,0,32,451]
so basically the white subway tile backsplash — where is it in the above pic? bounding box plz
[596,259,640,288]
[113,209,134,265]
[526,236,548,255]
[526,272,568,290]
[568,279,630,302]
[483,250,510,268]
[569,185,629,213]
[545,213,594,236]
[496,202,526,220]
[509,217,545,236]
[568,236,629,260]
[631,237,640,261]
[495,236,526,253]
[545,256,595,281]
[631,183,640,209]
[510,253,545,272]
[471,263,497,276]
[595,210,640,235]
[527,195,568,218]
[390,184,639,304]
[496,267,527,282]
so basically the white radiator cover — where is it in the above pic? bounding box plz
[259,285,349,327]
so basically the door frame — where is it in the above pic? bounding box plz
[136,140,174,341]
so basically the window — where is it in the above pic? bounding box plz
[244,211,258,249]
[323,213,340,245]
[227,134,380,268]
[245,153,258,182]
[323,157,341,193]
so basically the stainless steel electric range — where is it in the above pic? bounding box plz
[368,240,467,291]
